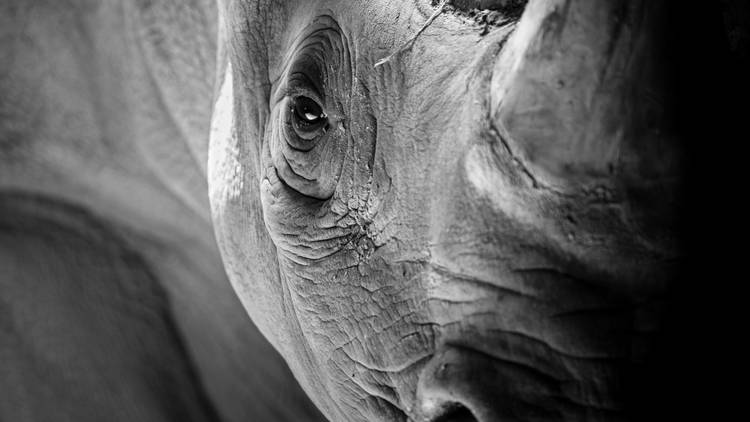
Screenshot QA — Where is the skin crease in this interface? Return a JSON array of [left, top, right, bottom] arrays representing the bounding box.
[[0, 1, 323, 421], [0, 0, 690, 421], [209, 0, 683, 421]]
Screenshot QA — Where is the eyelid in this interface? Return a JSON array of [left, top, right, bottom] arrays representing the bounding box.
[[273, 72, 324, 107], [286, 72, 325, 101], [281, 85, 325, 110]]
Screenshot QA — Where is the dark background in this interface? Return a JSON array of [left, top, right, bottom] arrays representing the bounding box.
[[637, 0, 748, 420]]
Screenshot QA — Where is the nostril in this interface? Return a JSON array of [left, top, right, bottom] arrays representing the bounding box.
[[417, 347, 498, 422], [432, 403, 478, 422]]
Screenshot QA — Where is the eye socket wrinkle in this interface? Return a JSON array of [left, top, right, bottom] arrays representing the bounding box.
[[266, 14, 353, 200], [287, 67, 325, 99]]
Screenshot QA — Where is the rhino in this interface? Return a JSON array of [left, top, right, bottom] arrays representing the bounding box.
[[2, 0, 713, 421]]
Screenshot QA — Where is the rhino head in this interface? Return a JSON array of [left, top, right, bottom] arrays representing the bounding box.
[[208, 0, 684, 420]]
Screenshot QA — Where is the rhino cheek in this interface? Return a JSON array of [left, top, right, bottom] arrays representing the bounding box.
[[208, 61, 289, 353]]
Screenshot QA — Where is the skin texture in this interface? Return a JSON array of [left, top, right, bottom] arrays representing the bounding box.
[[0, 1, 322, 421], [209, 0, 683, 421], [5, 0, 725, 421]]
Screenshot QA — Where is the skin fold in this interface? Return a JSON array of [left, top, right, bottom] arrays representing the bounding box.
[[3, 0, 714, 421], [1, 1, 322, 421], [209, 0, 684, 421]]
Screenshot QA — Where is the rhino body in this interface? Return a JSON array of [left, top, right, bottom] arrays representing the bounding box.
[[0, 1, 322, 421]]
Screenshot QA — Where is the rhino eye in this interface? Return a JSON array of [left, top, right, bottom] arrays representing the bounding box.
[[291, 95, 328, 139], [266, 16, 351, 200]]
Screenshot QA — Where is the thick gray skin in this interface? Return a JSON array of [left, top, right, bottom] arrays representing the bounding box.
[[1, 0, 684, 421], [210, 0, 682, 421], [0, 1, 322, 421]]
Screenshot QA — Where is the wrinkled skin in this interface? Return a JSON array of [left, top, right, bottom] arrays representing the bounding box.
[[1, 0, 699, 421], [209, 0, 684, 421], [0, 1, 322, 421]]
